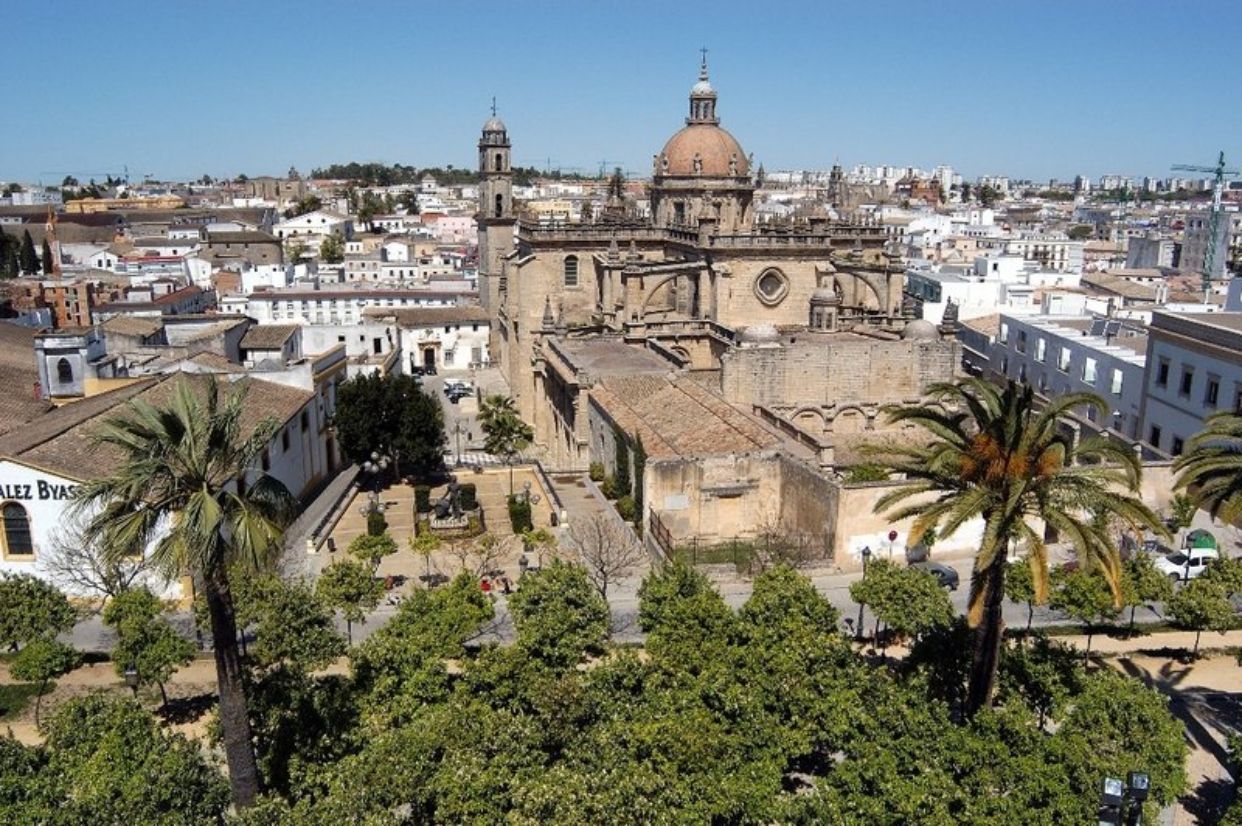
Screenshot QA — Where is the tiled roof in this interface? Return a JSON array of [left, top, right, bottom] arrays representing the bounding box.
[[0, 374, 311, 481], [241, 324, 300, 350], [591, 375, 779, 460], [102, 315, 164, 338]]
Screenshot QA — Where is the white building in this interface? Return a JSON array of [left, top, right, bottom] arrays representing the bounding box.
[[273, 209, 354, 244], [363, 306, 491, 373], [1140, 312, 1242, 457], [0, 373, 338, 597], [989, 314, 1147, 440], [245, 286, 470, 326]]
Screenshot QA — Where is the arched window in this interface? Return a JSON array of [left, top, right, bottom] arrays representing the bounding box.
[[494, 193, 503, 218], [494, 153, 503, 172], [2, 502, 33, 557], [564, 255, 579, 287], [56, 357, 72, 384]]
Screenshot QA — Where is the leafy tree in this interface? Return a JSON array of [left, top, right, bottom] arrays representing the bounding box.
[[318, 232, 344, 263], [103, 586, 194, 705], [18, 230, 38, 275], [347, 532, 397, 572], [249, 577, 346, 672], [1065, 224, 1094, 240], [0, 574, 76, 651], [283, 195, 322, 219], [638, 562, 738, 674], [1204, 555, 1242, 596], [997, 633, 1084, 728], [284, 237, 307, 262], [977, 184, 1001, 207], [1175, 411, 1242, 521], [40, 238, 54, 274], [1167, 576, 1235, 658], [479, 394, 533, 494], [508, 559, 609, 669], [1049, 567, 1118, 656], [0, 230, 19, 277], [613, 425, 631, 497], [850, 559, 952, 647], [31, 695, 229, 822], [1169, 492, 1197, 531], [870, 378, 1164, 716], [1057, 670, 1188, 823], [1120, 553, 1174, 630], [75, 376, 297, 809], [9, 638, 79, 725], [317, 560, 382, 644], [333, 372, 445, 480], [409, 530, 441, 579], [1005, 558, 1040, 633]]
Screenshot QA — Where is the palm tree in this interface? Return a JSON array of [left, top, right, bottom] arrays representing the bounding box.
[[870, 379, 1163, 717], [1174, 411, 1242, 522], [478, 394, 533, 494], [74, 377, 296, 808]]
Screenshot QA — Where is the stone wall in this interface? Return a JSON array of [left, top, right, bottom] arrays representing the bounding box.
[[646, 452, 784, 545], [721, 333, 958, 410]]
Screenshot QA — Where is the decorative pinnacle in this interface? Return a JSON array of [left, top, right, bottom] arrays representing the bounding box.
[[699, 47, 709, 80], [490, 96, 496, 117]]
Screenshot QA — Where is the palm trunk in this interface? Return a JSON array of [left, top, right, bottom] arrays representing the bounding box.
[[204, 565, 261, 809], [965, 556, 1007, 718]]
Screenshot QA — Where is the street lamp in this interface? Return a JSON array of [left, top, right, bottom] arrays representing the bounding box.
[[124, 664, 139, 697], [362, 451, 390, 494], [855, 545, 872, 641], [1098, 772, 1149, 825]]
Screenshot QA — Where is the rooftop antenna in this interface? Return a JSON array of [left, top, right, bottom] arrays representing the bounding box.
[[1172, 151, 1240, 302]]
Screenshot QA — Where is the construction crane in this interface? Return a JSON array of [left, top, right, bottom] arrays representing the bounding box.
[[1172, 151, 1239, 301]]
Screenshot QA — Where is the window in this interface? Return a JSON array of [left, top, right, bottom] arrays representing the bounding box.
[[56, 357, 72, 384], [1155, 358, 1169, 387], [2, 503, 33, 557], [999, 322, 1009, 344], [1205, 375, 1220, 407], [1000, 355, 1009, 376], [261, 451, 270, 472], [494, 152, 503, 172], [1035, 338, 1046, 362], [1179, 367, 1194, 397], [494, 193, 503, 218], [1057, 346, 1071, 373], [1082, 357, 1097, 384], [1015, 330, 1027, 354], [281, 429, 290, 452], [564, 255, 579, 288], [1110, 368, 1123, 396], [1172, 436, 1185, 456], [1149, 425, 1162, 448], [300, 410, 309, 432]]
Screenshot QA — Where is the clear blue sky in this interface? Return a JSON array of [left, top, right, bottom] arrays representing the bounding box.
[[9, 0, 1241, 185]]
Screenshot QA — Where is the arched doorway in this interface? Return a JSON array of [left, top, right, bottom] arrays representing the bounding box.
[[422, 347, 437, 372]]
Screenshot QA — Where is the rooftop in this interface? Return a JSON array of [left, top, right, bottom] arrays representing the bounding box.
[[363, 306, 490, 327], [241, 323, 300, 350], [554, 338, 672, 377], [0, 374, 311, 482], [591, 375, 779, 460]]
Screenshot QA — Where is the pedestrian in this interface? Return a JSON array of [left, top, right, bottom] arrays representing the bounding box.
[[501, 576, 512, 595], [480, 577, 491, 594]]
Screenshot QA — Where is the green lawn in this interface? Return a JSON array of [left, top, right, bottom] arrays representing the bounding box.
[[0, 682, 43, 722]]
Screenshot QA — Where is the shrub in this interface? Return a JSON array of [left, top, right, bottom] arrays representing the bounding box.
[[414, 485, 432, 514], [508, 495, 533, 534], [600, 476, 617, 500], [615, 494, 637, 522], [588, 462, 606, 482], [366, 509, 388, 536], [459, 483, 478, 511], [843, 463, 889, 484]]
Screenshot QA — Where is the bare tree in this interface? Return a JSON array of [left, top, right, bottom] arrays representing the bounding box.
[[447, 532, 505, 579], [42, 518, 153, 611], [751, 512, 818, 572], [568, 512, 644, 600]]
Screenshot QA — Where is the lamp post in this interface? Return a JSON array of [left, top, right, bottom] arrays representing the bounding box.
[[362, 451, 390, 494], [855, 545, 872, 641], [1098, 771, 1149, 825], [124, 664, 139, 697]]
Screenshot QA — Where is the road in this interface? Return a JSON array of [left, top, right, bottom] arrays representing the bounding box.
[[62, 557, 1172, 653]]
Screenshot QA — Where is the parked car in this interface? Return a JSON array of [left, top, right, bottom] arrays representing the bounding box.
[[1141, 539, 1175, 557], [1154, 547, 1220, 582], [910, 560, 959, 590]]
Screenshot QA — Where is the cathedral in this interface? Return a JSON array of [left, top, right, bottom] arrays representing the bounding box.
[[476, 59, 950, 486]]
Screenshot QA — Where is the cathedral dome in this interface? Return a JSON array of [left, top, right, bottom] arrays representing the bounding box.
[[482, 115, 506, 132], [902, 319, 940, 341], [659, 125, 749, 177]]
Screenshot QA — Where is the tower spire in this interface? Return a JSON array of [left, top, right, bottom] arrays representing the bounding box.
[[687, 50, 718, 125], [490, 96, 496, 117], [699, 47, 709, 79]]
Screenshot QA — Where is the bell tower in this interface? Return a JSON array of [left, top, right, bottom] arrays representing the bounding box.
[[477, 101, 514, 338]]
